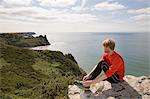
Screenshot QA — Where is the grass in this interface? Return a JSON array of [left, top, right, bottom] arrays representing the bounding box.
[[0, 42, 85, 99]]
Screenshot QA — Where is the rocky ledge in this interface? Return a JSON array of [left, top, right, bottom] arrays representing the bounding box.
[[68, 75, 150, 99], [0, 32, 50, 47]]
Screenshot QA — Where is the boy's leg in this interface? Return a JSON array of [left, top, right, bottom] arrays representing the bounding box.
[[88, 60, 120, 83], [101, 61, 120, 83], [87, 60, 106, 80]]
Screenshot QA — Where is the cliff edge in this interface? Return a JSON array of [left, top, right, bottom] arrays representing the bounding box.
[[68, 75, 150, 99]]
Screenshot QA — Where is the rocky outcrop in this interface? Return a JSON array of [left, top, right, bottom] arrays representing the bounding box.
[[0, 32, 50, 47], [65, 53, 78, 64], [68, 75, 150, 99]]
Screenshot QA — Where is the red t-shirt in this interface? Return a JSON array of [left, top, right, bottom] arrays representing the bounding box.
[[100, 51, 125, 80]]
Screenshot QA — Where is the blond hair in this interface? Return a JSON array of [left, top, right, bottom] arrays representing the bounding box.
[[102, 38, 115, 50]]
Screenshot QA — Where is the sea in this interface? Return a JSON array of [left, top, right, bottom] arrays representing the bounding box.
[[31, 32, 150, 76]]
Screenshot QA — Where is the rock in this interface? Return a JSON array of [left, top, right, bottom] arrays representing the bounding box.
[[0, 32, 50, 47], [65, 53, 78, 64], [68, 75, 150, 99]]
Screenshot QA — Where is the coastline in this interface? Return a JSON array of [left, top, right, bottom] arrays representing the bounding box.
[[0, 32, 50, 47], [0, 32, 86, 98], [0, 32, 149, 98]]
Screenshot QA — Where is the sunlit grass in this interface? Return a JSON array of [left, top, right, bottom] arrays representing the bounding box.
[[0, 42, 84, 99]]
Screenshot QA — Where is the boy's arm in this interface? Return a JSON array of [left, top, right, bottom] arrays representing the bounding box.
[[92, 56, 122, 84], [92, 74, 107, 84], [87, 54, 105, 76], [86, 64, 98, 77], [105, 56, 122, 78]]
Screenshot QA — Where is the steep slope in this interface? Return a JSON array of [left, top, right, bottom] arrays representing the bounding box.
[[0, 42, 86, 99]]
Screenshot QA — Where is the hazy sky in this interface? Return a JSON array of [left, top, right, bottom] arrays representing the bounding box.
[[0, 0, 149, 33]]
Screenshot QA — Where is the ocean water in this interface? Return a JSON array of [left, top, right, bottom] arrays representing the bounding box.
[[32, 32, 150, 76]]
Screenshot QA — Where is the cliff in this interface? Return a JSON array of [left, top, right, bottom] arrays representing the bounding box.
[[68, 75, 150, 99], [0, 42, 86, 99], [0, 32, 50, 47]]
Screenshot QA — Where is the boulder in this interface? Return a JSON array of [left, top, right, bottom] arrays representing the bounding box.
[[68, 75, 150, 99]]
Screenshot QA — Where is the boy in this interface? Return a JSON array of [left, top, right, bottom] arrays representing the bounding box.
[[83, 38, 125, 87]]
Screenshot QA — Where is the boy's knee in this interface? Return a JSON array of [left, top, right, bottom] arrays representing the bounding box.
[[97, 60, 109, 71], [98, 60, 105, 65], [101, 62, 109, 71]]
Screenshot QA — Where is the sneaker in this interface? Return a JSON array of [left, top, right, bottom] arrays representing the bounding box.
[[74, 80, 90, 90]]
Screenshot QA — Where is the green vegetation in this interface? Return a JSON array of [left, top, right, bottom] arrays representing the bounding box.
[[0, 33, 50, 47], [0, 41, 85, 98]]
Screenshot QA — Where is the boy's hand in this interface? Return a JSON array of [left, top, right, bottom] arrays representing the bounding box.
[[83, 75, 90, 81], [83, 80, 93, 87]]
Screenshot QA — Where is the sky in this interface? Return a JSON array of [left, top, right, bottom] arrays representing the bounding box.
[[0, 0, 149, 33]]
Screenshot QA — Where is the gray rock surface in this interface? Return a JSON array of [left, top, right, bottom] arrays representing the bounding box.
[[68, 75, 150, 99]]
